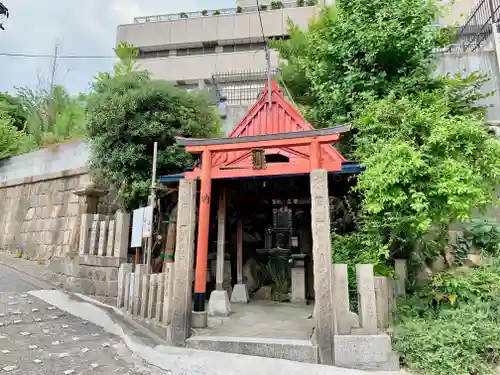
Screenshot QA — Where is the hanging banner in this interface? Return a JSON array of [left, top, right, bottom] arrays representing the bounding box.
[[130, 207, 145, 248]]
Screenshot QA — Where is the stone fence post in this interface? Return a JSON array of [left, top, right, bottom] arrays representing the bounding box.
[[310, 169, 336, 365]]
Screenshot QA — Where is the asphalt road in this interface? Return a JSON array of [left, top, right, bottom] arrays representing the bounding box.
[[0, 263, 170, 375]]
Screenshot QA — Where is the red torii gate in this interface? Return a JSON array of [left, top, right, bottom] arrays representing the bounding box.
[[175, 81, 351, 313]]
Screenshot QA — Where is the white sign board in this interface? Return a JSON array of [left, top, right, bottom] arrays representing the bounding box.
[[142, 205, 153, 238], [131, 207, 145, 248]]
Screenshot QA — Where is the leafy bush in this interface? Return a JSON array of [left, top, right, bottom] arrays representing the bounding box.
[[86, 72, 220, 210], [271, 1, 284, 9], [394, 263, 500, 374], [0, 118, 35, 159], [201, 9, 208, 16], [463, 219, 500, 256], [296, 0, 305, 6], [213, 10, 221, 15]]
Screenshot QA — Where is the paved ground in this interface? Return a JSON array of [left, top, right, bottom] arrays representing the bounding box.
[[197, 300, 314, 340], [0, 263, 169, 375]]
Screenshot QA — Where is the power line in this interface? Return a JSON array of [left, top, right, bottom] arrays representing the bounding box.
[[255, 0, 273, 107], [0, 52, 115, 59]]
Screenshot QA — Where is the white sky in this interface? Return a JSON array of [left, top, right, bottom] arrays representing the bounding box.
[[0, 0, 236, 93]]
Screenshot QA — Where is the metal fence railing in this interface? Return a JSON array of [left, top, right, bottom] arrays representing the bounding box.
[[134, 1, 314, 24], [450, 0, 500, 52], [211, 68, 281, 105]]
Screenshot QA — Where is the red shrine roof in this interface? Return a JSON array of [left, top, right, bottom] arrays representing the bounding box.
[[176, 81, 350, 179]]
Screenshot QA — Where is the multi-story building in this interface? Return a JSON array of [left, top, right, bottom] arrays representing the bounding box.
[[116, 0, 479, 107]]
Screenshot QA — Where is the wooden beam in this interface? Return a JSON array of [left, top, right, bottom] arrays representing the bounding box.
[[184, 134, 340, 153]]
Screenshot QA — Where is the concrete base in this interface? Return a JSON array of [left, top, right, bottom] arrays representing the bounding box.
[[186, 334, 399, 371], [230, 283, 249, 303], [334, 334, 400, 371], [191, 311, 208, 328], [187, 336, 318, 364], [208, 290, 231, 317]]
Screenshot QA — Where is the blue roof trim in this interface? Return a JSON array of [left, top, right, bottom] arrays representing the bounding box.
[[158, 162, 364, 183]]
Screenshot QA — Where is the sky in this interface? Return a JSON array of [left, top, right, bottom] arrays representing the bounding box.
[[0, 0, 235, 94]]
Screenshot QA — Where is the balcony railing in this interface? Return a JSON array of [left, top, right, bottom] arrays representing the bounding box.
[[450, 0, 500, 52], [134, 1, 315, 24]]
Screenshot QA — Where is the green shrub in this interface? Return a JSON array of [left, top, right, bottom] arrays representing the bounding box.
[[296, 0, 305, 6], [271, 1, 284, 9], [394, 263, 500, 374]]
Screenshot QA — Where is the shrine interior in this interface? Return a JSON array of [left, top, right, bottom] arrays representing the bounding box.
[[203, 173, 359, 305]]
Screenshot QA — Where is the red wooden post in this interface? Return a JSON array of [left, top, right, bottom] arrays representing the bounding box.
[[310, 139, 321, 170], [194, 149, 212, 312]]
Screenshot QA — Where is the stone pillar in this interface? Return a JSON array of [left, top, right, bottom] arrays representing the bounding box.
[[375, 276, 392, 330], [114, 211, 131, 259], [291, 256, 307, 304], [155, 273, 165, 322], [123, 274, 132, 311], [332, 264, 359, 335], [208, 189, 231, 316], [72, 184, 107, 253], [78, 214, 93, 255], [231, 218, 249, 303], [167, 179, 197, 346], [133, 264, 147, 316], [140, 274, 151, 319], [310, 169, 336, 366], [355, 264, 378, 334], [128, 273, 135, 313], [394, 259, 407, 297], [148, 274, 158, 319], [107, 220, 115, 256], [89, 215, 104, 256], [97, 219, 109, 256], [118, 263, 132, 308], [162, 263, 175, 324]]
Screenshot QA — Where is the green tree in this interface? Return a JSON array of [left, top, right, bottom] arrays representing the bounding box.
[[94, 41, 139, 85], [86, 72, 220, 210], [274, 0, 500, 264], [0, 118, 34, 160], [273, 0, 447, 126], [0, 92, 28, 130]]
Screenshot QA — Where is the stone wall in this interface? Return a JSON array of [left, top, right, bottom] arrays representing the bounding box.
[[0, 141, 115, 260], [0, 168, 90, 260]]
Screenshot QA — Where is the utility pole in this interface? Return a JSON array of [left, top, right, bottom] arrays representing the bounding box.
[[146, 142, 158, 273], [49, 42, 60, 91], [266, 47, 272, 109]]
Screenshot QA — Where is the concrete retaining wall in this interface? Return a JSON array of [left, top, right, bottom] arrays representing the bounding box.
[[435, 50, 500, 123]]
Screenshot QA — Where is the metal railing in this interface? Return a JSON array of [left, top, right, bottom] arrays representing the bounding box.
[[450, 0, 500, 52], [211, 68, 281, 105], [134, 1, 313, 24]]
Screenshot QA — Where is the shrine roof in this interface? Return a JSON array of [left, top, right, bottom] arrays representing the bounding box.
[[176, 80, 350, 149], [172, 81, 356, 180], [176, 125, 350, 147]]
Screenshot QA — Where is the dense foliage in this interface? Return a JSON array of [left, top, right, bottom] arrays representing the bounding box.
[[86, 72, 220, 210], [275, 1, 500, 373], [273, 0, 448, 126], [0, 86, 86, 159], [274, 0, 500, 260], [394, 261, 500, 374]]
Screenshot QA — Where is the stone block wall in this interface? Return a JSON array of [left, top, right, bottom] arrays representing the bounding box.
[[0, 168, 90, 259], [48, 255, 126, 305]]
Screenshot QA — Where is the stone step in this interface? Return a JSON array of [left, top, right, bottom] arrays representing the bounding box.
[[186, 335, 318, 364]]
